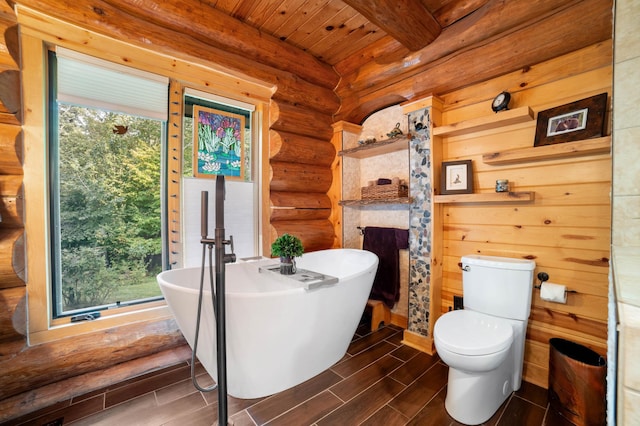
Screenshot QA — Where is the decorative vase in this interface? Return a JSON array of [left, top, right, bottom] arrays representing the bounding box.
[[279, 256, 296, 275]]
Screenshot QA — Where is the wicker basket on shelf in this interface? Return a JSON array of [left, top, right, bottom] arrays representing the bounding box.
[[361, 177, 408, 200]]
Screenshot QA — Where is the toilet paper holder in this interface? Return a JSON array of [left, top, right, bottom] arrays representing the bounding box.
[[533, 272, 577, 294]]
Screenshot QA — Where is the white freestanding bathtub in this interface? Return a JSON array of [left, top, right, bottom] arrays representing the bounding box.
[[157, 248, 378, 399]]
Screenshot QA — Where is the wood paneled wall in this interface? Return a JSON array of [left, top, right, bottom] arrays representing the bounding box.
[[435, 42, 612, 388]]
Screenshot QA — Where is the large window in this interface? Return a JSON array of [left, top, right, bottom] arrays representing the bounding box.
[[49, 49, 169, 317]]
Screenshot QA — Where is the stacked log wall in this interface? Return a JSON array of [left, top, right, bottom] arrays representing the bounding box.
[[0, 1, 26, 361], [0, 0, 341, 414], [269, 101, 337, 252]]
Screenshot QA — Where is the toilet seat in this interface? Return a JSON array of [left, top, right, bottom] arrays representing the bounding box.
[[434, 310, 513, 356]]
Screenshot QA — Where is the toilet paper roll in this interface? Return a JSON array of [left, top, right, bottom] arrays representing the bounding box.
[[540, 282, 567, 304]]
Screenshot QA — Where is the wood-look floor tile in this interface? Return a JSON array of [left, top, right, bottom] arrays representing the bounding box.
[[361, 404, 409, 426], [388, 361, 448, 419], [20, 394, 104, 426], [263, 390, 343, 426], [247, 369, 342, 424], [155, 374, 211, 406], [201, 387, 219, 405], [200, 384, 264, 411], [497, 395, 546, 426], [226, 395, 264, 416], [69, 392, 157, 425], [75, 392, 206, 426], [58, 394, 105, 425], [389, 352, 440, 386], [385, 327, 405, 346], [230, 409, 258, 426], [161, 403, 217, 426], [142, 392, 208, 425], [331, 341, 397, 378], [18, 324, 549, 426], [390, 344, 420, 362], [106, 361, 190, 393], [407, 386, 454, 426], [347, 327, 400, 355], [330, 354, 403, 402], [316, 376, 405, 425], [515, 381, 548, 408], [71, 387, 106, 404], [105, 365, 192, 407]]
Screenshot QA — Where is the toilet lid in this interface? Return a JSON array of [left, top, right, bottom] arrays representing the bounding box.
[[435, 310, 513, 356]]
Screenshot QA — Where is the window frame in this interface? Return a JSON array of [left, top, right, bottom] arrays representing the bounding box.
[[19, 7, 272, 344], [48, 50, 170, 318]]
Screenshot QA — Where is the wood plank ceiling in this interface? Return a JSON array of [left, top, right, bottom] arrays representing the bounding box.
[[206, 0, 487, 66]]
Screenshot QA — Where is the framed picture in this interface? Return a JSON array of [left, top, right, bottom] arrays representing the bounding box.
[[441, 160, 473, 195], [193, 105, 245, 180], [534, 93, 608, 147]]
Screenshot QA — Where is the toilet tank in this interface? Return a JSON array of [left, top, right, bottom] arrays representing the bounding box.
[[461, 254, 536, 321]]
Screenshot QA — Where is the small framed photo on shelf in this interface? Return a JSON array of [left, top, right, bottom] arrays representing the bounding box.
[[441, 160, 473, 195], [534, 93, 608, 147]]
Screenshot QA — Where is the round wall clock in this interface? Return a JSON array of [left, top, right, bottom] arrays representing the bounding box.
[[491, 91, 511, 113]]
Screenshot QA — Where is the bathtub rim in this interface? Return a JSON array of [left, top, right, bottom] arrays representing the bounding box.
[[157, 248, 378, 298]]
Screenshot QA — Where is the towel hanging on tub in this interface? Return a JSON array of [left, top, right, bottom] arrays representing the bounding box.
[[363, 226, 409, 309]]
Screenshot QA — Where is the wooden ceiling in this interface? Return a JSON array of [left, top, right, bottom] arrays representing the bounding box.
[[205, 0, 487, 66], [10, 0, 613, 123]]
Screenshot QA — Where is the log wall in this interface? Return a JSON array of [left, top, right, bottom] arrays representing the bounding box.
[[14, 0, 342, 256], [1, 1, 341, 418], [268, 99, 338, 251], [0, 0, 26, 371]]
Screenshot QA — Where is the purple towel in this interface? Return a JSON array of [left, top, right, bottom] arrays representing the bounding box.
[[363, 227, 409, 309]]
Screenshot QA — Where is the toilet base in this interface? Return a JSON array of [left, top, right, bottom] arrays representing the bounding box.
[[444, 361, 514, 425]]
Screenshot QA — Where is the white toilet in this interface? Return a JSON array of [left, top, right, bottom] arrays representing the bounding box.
[[434, 254, 536, 425]]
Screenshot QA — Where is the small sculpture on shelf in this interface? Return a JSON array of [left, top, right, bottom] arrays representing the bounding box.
[[386, 122, 403, 138], [358, 137, 377, 146]]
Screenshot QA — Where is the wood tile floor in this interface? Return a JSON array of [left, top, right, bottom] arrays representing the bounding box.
[[9, 322, 576, 426]]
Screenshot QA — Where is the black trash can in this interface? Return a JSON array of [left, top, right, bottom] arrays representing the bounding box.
[[548, 338, 606, 426]]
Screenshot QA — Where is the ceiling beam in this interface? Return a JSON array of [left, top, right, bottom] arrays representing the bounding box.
[[343, 0, 441, 51]]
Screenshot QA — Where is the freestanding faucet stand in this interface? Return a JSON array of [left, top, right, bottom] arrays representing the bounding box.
[[194, 175, 235, 425], [214, 175, 235, 425]]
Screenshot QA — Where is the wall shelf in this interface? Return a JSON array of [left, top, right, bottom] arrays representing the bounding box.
[[339, 197, 413, 207], [338, 136, 409, 159], [433, 106, 534, 137], [434, 191, 535, 204], [482, 136, 611, 165]]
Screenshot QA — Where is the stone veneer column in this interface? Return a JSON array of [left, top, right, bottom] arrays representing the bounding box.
[[402, 96, 443, 354], [406, 107, 432, 336]]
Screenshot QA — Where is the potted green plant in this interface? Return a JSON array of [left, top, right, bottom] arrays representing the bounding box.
[[271, 233, 304, 275]]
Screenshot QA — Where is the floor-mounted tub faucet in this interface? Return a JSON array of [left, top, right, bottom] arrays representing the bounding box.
[[194, 175, 234, 425]]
